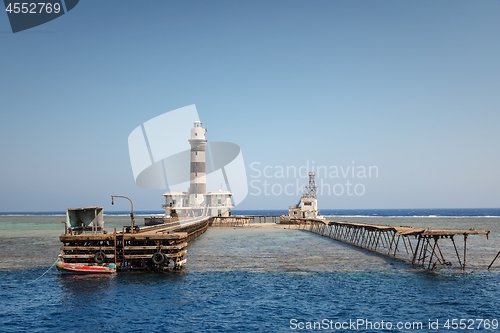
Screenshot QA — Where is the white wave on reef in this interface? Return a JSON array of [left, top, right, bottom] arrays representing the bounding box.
[[323, 215, 500, 218]]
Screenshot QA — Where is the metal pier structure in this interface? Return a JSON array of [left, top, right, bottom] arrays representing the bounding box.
[[294, 219, 489, 270], [59, 201, 491, 271]]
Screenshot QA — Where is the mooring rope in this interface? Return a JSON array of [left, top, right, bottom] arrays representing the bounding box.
[[10, 258, 59, 288]]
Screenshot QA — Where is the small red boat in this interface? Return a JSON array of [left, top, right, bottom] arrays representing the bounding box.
[[56, 261, 117, 274]]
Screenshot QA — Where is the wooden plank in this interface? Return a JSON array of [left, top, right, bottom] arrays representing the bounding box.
[[122, 232, 187, 240], [61, 246, 114, 251], [123, 242, 188, 251], [326, 221, 489, 237], [422, 229, 490, 236], [61, 254, 114, 259], [60, 234, 115, 242], [124, 250, 187, 260]]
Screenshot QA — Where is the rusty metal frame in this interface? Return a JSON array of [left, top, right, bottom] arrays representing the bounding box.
[[296, 220, 489, 270]]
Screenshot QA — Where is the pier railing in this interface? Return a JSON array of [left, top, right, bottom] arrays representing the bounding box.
[[210, 215, 281, 227], [247, 215, 281, 223]]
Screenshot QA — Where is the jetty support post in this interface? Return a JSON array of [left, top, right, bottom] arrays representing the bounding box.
[[463, 234, 468, 270], [488, 250, 500, 270], [450, 235, 463, 269]]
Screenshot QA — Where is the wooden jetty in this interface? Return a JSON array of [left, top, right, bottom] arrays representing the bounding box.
[[210, 216, 251, 227], [59, 207, 210, 271], [209, 215, 281, 227], [59, 204, 490, 272], [59, 206, 280, 271], [292, 218, 490, 270]]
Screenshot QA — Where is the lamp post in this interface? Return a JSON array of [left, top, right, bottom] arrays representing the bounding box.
[[111, 195, 136, 233]]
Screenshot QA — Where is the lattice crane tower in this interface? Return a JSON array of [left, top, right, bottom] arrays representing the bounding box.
[[306, 172, 317, 198]]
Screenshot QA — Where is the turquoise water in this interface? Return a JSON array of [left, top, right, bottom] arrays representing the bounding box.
[[1, 213, 500, 332]]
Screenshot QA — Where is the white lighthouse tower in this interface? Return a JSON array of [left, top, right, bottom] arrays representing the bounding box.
[[159, 119, 233, 223], [188, 120, 207, 213]]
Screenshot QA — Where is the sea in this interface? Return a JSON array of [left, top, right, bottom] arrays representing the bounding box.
[[1, 208, 500, 333]]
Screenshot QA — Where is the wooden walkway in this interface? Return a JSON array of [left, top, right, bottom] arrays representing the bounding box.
[[210, 215, 281, 227]]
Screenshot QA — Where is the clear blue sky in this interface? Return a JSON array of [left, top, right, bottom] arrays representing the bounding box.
[[1, 1, 499, 212]]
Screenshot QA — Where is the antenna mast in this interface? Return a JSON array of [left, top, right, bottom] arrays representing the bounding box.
[[305, 172, 317, 198]]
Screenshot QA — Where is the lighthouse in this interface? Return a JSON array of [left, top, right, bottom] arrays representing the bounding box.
[[160, 119, 233, 222], [188, 120, 207, 210]]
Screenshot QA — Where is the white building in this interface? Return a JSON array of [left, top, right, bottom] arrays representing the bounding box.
[[283, 172, 319, 220], [162, 121, 233, 220], [205, 189, 233, 217]]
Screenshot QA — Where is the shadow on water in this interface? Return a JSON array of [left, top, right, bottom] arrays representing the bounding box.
[[298, 227, 495, 276], [57, 274, 118, 298], [297, 229, 411, 268], [57, 270, 187, 295]]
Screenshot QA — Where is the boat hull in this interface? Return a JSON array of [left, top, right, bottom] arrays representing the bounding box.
[[56, 261, 116, 274]]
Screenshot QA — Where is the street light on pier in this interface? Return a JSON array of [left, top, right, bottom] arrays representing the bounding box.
[[111, 195, 136, 233]]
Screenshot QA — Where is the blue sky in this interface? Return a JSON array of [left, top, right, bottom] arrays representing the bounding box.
[[0, 1, 499, 212]]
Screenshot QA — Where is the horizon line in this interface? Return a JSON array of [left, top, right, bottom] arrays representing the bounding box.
[[1, 207, 500, 214]]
